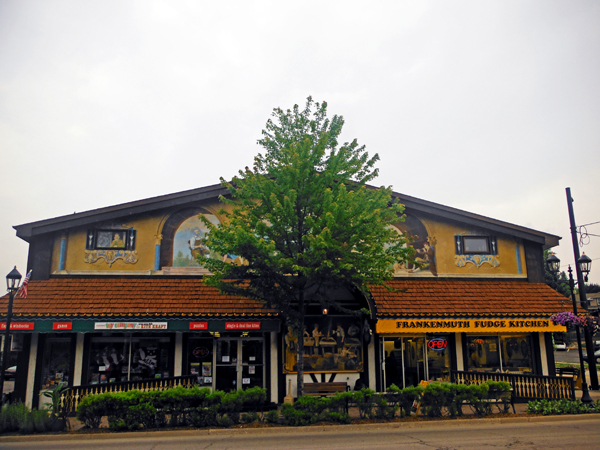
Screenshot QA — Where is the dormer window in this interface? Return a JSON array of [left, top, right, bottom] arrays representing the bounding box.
[[455, 235, 497, 255], [86, 229, 137, 251]]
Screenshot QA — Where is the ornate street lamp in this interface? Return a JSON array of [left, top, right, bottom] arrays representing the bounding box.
[[546, 254, 593, 404], [0, 267, 21, 403]]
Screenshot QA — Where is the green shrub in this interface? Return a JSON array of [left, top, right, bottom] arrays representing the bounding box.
[[189, 404, 219, 428], [320, 411, 351, 424], [386, 384, 423, 417], [241, 412, 260, 423], [76, 394, 105, 429], [217, 415, 234, 427], [353, 388, 377, 419], [527, 399, 595, 416], [0, 403, 50, 434], [281, 402, 316, 426], [241, 387, 267, 413], [265, 409, 279, 424], [422, 383, 454, 417]]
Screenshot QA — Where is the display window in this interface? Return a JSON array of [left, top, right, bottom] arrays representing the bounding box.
[[187, 336, 214, 387], [466, 334, 534, 374], [283, 316, 364, 373], [86, 334, 171, 384], [39, 337, 72, 390]]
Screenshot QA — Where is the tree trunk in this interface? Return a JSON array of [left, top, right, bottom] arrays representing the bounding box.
[[296, 292, 306, 398]]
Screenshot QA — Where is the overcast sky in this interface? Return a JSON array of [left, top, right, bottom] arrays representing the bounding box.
[[1, 0, 599, 285]]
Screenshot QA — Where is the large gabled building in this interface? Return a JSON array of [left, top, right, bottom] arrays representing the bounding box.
[[2, 183, 569, 407]]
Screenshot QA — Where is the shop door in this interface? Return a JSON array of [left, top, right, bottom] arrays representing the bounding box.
[[215, 338, 264, 392], [402, 337, 427, 387], [382, 337, 427, 388]]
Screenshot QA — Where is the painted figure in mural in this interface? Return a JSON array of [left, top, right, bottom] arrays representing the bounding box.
[[189, 228, 207, 260], [284, 326, 298, 371], [304, 324, 323, 355], [334, 324, 345, 353], [111, 233, 125, 247]]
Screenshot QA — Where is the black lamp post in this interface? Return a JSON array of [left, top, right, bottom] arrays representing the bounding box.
[[565, 187, 598, 390], [0, 267, 21, 403], [546, 254, 593, 404]]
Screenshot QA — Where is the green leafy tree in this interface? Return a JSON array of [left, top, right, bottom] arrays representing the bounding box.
[[199, 97, 413, 396]]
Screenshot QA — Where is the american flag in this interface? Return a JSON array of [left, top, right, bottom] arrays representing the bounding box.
[[18, 270, 32, 298]]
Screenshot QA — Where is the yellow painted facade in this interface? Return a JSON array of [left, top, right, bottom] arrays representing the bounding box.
[[49, 203, 527, 279]]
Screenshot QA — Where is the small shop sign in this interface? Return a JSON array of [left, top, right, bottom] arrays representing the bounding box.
[[0, 322, 34, 331], [427, 338, 447, 351], [378, 318, 566, 333], [225, 322, 261, 330], [52, 322, 72, 330], [94, 322, 168, 330], [190, 322, 208, 330]]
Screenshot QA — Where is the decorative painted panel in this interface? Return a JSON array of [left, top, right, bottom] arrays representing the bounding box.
[[172, 213, 220, 267]]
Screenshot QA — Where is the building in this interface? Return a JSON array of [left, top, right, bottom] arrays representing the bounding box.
[[2, 184, 570, 408]]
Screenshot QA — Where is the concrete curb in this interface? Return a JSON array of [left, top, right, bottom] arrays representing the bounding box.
[[1, 413, 599, 443]]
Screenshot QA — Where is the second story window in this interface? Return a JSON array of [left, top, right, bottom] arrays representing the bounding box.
[[455, 235, 497, 255], [86, 229, 137, 251]]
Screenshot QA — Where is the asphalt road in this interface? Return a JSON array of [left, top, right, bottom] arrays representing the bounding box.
[[554, 349, 582, 365], [2, 417, 600, 450]]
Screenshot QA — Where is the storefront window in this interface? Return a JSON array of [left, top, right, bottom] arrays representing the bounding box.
[[87, 334, 171, 384], [283, 316, 364, 373], [466, 335, 534, 373], [466, 336, 501, 372], [187, 336, 213, 387], [499, 335, 534, 374], [40, 337, 71, 390]]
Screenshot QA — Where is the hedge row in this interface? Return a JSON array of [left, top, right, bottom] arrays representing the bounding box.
[[76, 381, 512, 430], [76, 386, 273, 430], [527, 399, 600, 415], [280, 381, 512, 425]]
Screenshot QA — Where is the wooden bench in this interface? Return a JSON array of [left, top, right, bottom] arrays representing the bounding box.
[[557, 367, 580, 379], [304, 382, 348, 397]]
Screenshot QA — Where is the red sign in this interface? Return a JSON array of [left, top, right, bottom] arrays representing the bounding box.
[[225, 322, 261, 330], [0, 322, 34, 331], [190, 322, 208, 330], [53, 322, 72, 330]]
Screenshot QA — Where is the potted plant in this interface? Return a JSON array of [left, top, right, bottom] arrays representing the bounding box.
[[43, 384, 70, 431]]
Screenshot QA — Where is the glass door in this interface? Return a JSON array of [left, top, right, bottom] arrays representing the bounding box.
[[215, 339, 238, 391], [403, 337, 427, 387], [215, 338, 265, 392]]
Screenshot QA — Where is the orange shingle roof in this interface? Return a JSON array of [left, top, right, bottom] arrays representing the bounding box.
[[370, 280, 570, 317], [0, 278, 570, 319], [0, 278, 277, 318]]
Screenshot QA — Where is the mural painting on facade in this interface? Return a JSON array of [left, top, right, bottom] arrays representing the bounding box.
[[454, 233, 500, 269], [172, 214, 221, 267], [391, 215, 437, 276], [283, 316, 364, 373], [84, 226, 138, 267]]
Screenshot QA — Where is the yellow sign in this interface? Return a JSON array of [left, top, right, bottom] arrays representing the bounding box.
[[377, 318, 566, 334]]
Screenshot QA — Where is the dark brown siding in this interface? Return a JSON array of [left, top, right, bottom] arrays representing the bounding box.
[[27, 235, 54, 281], [524, 241, 545, 283]]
